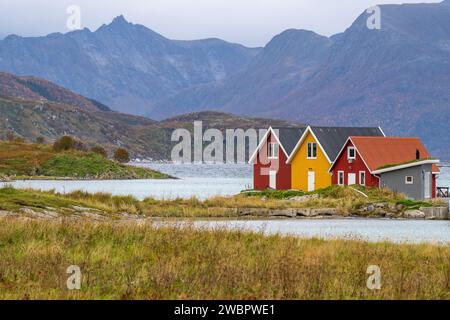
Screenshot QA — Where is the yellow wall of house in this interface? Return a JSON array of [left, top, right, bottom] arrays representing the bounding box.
[[291, 132, 332, 191]]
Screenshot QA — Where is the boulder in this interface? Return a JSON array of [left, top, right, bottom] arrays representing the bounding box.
[[310, 208, 339, 216], [296, 208, 312, 217], [404, 210, 426, 219], [374, 202, 388, 209]]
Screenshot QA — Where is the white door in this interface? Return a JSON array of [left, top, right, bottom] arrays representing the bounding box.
[[424, 172, 431, 199], [348, 173, 356, 186], [308, 171, 315, 192], [269, 171, 277, 189]]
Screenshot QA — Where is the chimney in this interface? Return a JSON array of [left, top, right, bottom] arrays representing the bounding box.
[[416, 149, 420, 160]]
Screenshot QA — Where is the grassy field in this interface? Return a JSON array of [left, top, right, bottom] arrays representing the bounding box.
[[0, 141, 168, 179], [0, 218, 448, 300]]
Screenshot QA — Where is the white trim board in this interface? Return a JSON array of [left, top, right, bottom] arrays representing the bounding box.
[[286, 126, 332, 164], [328, 137, 377, 175], [248, 127, 289, 164], [371, 159, 440, 175]]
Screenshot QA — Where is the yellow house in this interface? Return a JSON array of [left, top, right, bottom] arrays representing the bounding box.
[[286, 126, 385, 192]]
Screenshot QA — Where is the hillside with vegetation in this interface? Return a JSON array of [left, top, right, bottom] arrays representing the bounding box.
[[0, 72, 110, 111], [0, 140, 168, 180], [0, 94, 298, 160]]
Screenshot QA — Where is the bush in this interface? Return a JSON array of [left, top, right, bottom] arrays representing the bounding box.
[[6, 132, 15, 142], [53, 136, 85, 152], [91, 146, 107, 158], [35, 136, 45, 144], [53, 136, 75, 152], [113, 148, 130, 163], [5, 132, 24, 143]]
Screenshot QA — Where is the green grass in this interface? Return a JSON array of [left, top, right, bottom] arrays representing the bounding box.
[[396, 200, 433, 210], [242, 189, 306, 199], [0, 141, 168, 180], [0, 219, 448, 300], [0, 186, 91, 212]]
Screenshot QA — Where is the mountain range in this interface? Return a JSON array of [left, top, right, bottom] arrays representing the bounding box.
[[0, 1, 449, 159], [0, 15, 260, 115]]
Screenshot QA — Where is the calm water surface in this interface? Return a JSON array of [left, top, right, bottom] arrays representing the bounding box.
[[2, 163, 252, 200], [2, 163, 449, 200], [184, 219, 449, 244]]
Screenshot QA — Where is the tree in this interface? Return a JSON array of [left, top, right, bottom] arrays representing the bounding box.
[[91, 146, 107, 158], [53, 136, 75, 151], [113, 148, 130, 163], [6, 132, 15, 142], [36, 136, 45, 144], [73, 140, 86, 151]]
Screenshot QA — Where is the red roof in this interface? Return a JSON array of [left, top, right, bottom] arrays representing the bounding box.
[[350, 137, 440, 173]]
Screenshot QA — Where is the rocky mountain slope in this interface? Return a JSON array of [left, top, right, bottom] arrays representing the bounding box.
[[0, 16, 260, 115], [0, 72, 109, 111]]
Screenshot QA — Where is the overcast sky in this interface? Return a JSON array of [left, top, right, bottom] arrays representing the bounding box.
[[0, 0, 441, 47]]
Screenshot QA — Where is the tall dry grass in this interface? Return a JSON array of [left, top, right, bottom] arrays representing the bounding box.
[[0, 218, 448, 300]]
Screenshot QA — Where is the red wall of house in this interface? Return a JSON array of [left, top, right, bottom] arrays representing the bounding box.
[[331, 140, 379, 187], [432, 174, 436, 198], [253, 132, 292, 190]]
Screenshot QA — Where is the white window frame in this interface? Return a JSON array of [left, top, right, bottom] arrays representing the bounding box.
[[405, 176, 414, 185], [359, 171, 366, 186], [268, 142, 279, 159], [307, 142, 317, 159], [338, 171, 345, 186], [348, 147, 356, 160]]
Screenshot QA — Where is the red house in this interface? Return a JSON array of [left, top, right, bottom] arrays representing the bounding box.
[[249, 127, 306, 190], [329, 137, 440, 200]]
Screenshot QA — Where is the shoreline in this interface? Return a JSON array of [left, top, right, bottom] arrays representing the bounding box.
[[0, 185, 448, 220]]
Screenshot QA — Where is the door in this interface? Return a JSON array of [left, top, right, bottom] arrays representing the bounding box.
[[424, 172, 431, 199], [348, 173, 356, 186], [307, 171, 315, 192], [269, 171, 277, 189]]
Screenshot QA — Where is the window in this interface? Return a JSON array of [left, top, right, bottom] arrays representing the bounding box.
[[359, 171, 366, 186], [348, 147, 356, 160], [307, 142, 317, 159], [405, 176, 414, 185], [338, 171, 345, 186], [268, 142, 278, 159]]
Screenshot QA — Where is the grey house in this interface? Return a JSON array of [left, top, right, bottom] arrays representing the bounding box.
[[373, 162, 438, 200]]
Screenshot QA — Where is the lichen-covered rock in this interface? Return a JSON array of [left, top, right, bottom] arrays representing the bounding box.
[[310, 208, 339, 216], [404, 210, 425, 219]]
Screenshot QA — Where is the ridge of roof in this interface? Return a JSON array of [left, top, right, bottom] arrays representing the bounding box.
[[248, 126, 306, 163], [287, 126, 384, 164]]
